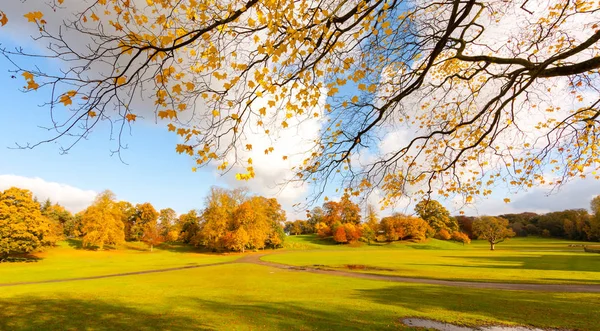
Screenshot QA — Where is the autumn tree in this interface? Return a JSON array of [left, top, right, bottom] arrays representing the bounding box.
[[128, 203, 159, 241], [415, 200, 457, 234], [81, 190, 125, 249], [307, 207, 324, 233], [323, 194, 361, 226], [141, 221, 164, 252], [177, 210, 202, 244], [379, 214, 432, 242], [0, 187, 56, 261], [158, 208, 178, 241], [199, 187, 285, 252], [4, 1, 600, 207], [116, 201, 136, 239], [472, 216, 515, 251]]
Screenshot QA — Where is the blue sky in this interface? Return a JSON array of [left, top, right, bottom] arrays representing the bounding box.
[[0, 66, 219, 213]]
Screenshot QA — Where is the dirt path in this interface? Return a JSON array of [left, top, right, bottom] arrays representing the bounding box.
[[2, 252, 600, 292]]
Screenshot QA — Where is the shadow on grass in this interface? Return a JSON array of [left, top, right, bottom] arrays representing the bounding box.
[[65, 239, 118, 251], [0, 297, 211, 331], [0, 254, 42, 263], [354, 284, 598, 331], [183, 298, 401, 330]]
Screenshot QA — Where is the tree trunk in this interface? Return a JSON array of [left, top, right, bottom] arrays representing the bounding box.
[[490, 242, 495, 250], [150, 244, 153, 252]]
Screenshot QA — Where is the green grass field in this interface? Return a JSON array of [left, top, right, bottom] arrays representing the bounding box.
[[0, 240, 238, 284], [1, 237, 599, 330], [265, 236, 600, 284]]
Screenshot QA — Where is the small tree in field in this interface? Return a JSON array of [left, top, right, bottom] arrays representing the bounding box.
[[473, 216, 515, 251], [142, 222, 164, 252]]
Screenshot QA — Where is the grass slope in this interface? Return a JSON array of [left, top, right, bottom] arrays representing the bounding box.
[[267, 236, 600, 284]]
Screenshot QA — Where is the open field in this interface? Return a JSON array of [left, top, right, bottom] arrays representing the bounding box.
[[264, 236, 600, 284], [1, 238, 599, 330]]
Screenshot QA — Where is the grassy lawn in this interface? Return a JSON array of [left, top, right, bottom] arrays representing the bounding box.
[[264, 236, 600, 284], [1, 263, 599, 331], [0, 240, 238, 284]]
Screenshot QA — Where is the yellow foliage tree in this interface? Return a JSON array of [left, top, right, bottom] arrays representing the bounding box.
[[81, 190, 125, 249], [0, 187, 56, 260]]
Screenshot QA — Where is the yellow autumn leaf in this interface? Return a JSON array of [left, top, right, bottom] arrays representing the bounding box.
[[91, 13, 99, 21], [26, 80, 40, 90], [22, 72, 34, 81], [246, 144, 252, 150], [125, 113, 137, 122], [503, 198, 511, 203], [212, 110, 220, 117], [115, 76, 127, 85], [88, 110, 97, 118], [59, 94, 72, 106], [167, 123, 176, 131], [0, 11, 8, 27], [24, 11, 43, 23]]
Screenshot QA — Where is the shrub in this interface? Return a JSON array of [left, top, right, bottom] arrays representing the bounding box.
[[541, 229, 551, 238], [451, 231, 471, 245], [435, 229, 452, 240]]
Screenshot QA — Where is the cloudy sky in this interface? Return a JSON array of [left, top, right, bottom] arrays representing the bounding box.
[[0, 1, 599, 218]]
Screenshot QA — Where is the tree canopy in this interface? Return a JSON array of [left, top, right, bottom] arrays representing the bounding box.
[[2, 0, 600, 204], [81, 190, 126, 249], [472, 216, 515, 250], [0, 187, 56, 260]]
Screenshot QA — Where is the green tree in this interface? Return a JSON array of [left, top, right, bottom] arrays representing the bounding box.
[[472, 216, 515, 251], [0, 187, 56, 260], [81, 190, 125, 249], [415, 200, 457, 233]]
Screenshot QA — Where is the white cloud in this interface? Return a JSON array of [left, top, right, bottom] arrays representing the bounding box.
[[0, 174, 96, 213]]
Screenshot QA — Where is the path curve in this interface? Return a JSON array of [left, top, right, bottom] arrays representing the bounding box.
[[2, 252, 600, 293], [236, 253, 600, 293]]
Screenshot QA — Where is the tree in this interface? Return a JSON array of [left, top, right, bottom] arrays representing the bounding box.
[[129, 203, 159, 241], [333, 226, 348, 244], [158, 208, 177, 237], [0, 187, 56, 260], [81, 190, 125, 249], [177, 210, 202, 245], [307, 207, 324, 233], [415, 200, 457, 233], [365, 204, 379, 234], [472, 216, 515, 251], [116, 201, 136, 240], [451, 231, 471, 245], [4, 1, 600, 206], [142, 221, 164, 252]]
